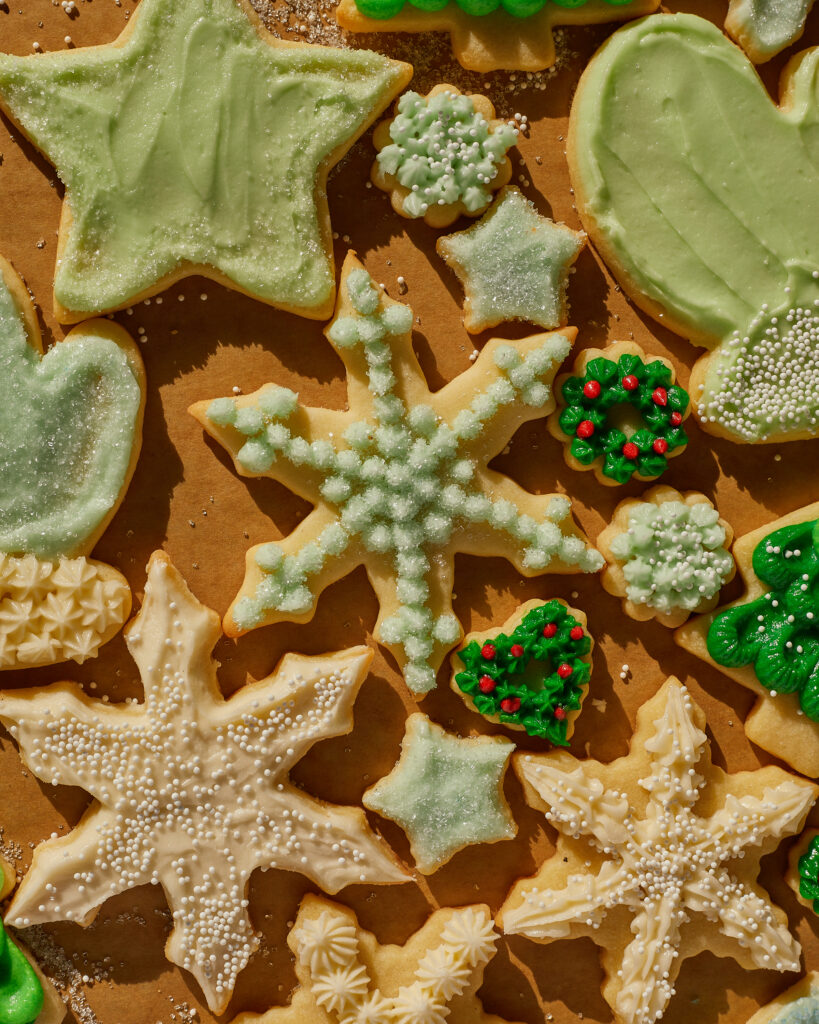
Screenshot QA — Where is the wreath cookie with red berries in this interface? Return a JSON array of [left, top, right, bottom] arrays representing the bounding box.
[[450, 598, 593, 742], [547, 340, 690, 486]]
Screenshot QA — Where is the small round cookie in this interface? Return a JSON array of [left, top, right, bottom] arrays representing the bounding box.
[[372, 84, 517, 228], [598, 485, 735, 629], [450, 598, 593, 742], [547, 339, 690, 486], [745, 972, 819, 1024]]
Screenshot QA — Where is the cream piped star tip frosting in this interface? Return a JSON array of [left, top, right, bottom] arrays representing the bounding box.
[[0, 551, 409, 1014], [497, 677, 818, 1024], [230, 893, 525, 1024], [0, 0, 411, 323]]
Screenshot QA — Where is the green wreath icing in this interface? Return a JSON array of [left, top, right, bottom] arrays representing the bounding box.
[[356, 0, 634, 20], [557, 353, 689, 484], [707, 519, 819, 720], [454, 599, 591, 742], [0, 866, 44, 1024], [798, 834, 819, 914]]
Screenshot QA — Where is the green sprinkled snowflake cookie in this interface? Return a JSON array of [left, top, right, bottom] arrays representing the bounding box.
[[363, 714, 516, 874], [372, 84, 517, 228], [598, 486, 735, 629], [191, 252, 602, 696], [437, 186, 585, 334], [548, 340, 690, 486], [451, 598, 593, 742], [676, 500, 819, 778]]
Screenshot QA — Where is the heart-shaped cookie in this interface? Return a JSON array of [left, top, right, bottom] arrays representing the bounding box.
[[569, 13, 819, 444], [0, 256, 145, 559]]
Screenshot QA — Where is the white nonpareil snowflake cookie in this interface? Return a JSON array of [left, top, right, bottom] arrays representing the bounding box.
[[230, 893, 525, 1024], [497, 678, 817, 1024], [0, 552, 408, 1014], [191, 252, 602, 696], [598, 486, 735, 628]]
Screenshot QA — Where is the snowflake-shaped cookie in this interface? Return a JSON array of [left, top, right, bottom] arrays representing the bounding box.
[[230, 893, 524, 1024], [0, 552, 408, 1014], [498, 678, 817, 1024], [191, 253, 602, 695]]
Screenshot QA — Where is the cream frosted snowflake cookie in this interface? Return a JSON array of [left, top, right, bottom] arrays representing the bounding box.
[[0, 255, 142, 669], [497, 678, 817, 1024], [436, 187, 585, 335], [0, 552, 408, 1014], [0, 0, 410, 322], [726, 0, 815, 63], [371, 84, 517, 228], [231, 893, 524, 1024], [0, 854, 65, 1024], [191, 253, 602, 696], [745, 973, 819, 1024], [598, 486, 735, 628], [362, 714, 516, 874], [675, 501, 819, 777]]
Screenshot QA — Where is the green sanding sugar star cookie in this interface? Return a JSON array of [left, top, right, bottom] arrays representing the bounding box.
[[363, 713, 516, 874], [437, 186, 585, 335], [0, 0, 410, 322]]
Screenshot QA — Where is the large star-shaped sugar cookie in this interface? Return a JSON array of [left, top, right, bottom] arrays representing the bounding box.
[[231, 894, 524, 1024], [0, 552, 408, 1014], [498, 678, 817, 1024], [363, 714, 516, 874], [0, 0, 410, 322], [191, 253, 603, 695]]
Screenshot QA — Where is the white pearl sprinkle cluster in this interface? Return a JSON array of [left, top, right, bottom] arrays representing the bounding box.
[[502, 682, 809, 1024], [0, 557, 405, 1013], [609, 500, 733, 614], [293, 903, 499, 1024], [699, 295, 819, 440]]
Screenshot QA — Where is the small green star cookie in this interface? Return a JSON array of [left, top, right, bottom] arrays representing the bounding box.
[[437, 186, 585, 334], [363, 713, 516, 874]]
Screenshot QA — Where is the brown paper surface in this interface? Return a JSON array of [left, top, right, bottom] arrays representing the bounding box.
[[0, 2, 817, 1022]]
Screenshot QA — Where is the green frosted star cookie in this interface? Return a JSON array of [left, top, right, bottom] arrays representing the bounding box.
[[0, 0, 410, 322], [437, 186, 585, 334], [363, 714, 516, 874]]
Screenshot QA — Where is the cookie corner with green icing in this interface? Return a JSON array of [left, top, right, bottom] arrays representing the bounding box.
[[548, 340, 690, 486], [371, 83, 518, 228], [451, 597, 593, 742], [788, 828, 819, 918]]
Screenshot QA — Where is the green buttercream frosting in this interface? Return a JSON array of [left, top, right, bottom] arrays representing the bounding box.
[[708, 519, 819, 719], [377, 90, 517, 217], [356, 0, 634, 21], [609, 501, 733, 614], [798, 833, 819, 914], [0, 867, 45, 1024], [0, 0, 406, 316], [570, 14, 819, 442], [0, 273, 142, 559]]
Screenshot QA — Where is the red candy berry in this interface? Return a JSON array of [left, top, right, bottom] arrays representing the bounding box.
[[510, 644, 525, 658], [653, 438, 669, 455], [479, 675, 496, 694], [622, 441, 639, 460], [542, 623, 557, 638], [652, 387, 668, 406], [481, 644, 496, 660], [622, 374, 639, 391], [557, 663, 573, 679], [554, 706, 567, 721], [583, 380, 601, 399], [670, 411, 683, 426], [501, 697, 521, 713], [576, 420, 595, 439], [569, 625, 584, 640]]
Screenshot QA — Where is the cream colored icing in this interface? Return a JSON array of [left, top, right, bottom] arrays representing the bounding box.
[[501, 680, 815, 1024], [0, 0, 408, 317], [0, 553, 130, 669], [0, 553, 407, 1015]]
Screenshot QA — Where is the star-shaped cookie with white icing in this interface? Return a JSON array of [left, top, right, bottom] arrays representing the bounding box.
[[0, 552, 408, 1014], [0, 0, 410, 321], [498, 677, 817, 1024]]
